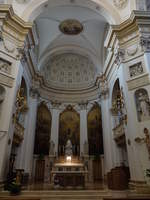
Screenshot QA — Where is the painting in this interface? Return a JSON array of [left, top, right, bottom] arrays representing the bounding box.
[[59, 105, 80, 156], [88, 103, 103, 155], [34, 103, 51, 155]]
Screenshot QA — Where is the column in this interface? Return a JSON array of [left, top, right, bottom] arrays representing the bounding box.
[[101, 98, 114, 174], [79, 103, 88, 156], [50, 103, 60, 156]]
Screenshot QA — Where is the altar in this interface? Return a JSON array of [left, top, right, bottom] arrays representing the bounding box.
[[51, 157, 88, 188]]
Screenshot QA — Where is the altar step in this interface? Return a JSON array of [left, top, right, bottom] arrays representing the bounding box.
[[0, 190, 150, 200], [0, 190, 111, 200]]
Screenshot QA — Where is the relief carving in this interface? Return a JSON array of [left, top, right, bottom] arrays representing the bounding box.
[[127, 45, 138, 57], [0, 58, 11, 74], [3, 39, 15, 53], [129, 62, 143, 78]]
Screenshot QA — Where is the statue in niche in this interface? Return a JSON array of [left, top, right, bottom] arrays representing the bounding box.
[[135, 89, 150, 121], [65, 139, 73, 156], [49, 140, 55, 156], [135, 128, 150, 159]]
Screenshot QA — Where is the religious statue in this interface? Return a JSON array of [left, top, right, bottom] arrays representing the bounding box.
[[135, 128, 150, 159], [138, 92, 150, 121], [49, 140, 55, 156], [65, 139, 73, 156]]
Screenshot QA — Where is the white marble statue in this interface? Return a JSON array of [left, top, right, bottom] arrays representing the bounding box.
[[65, 139, 73, 156], [138, 92, 150, 121]]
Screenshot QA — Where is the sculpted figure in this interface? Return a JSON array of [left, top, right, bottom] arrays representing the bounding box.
[[65, 139, 73, 156], [138, 93, 150, 121], [135, 128, 150, 159]]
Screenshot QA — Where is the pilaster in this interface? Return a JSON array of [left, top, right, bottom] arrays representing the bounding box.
[[79, 102, 88, 156], [50, 101, 61, 157]]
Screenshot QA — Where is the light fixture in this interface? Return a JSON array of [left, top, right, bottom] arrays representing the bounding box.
[[66, 156, 72, 163]]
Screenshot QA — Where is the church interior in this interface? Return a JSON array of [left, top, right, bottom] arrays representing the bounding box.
[[0, 0, 150, 199]]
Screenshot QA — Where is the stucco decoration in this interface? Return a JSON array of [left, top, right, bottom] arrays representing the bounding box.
[[0, 58, 11, 74], [127, 45, 138, 57], [113, 0, 128, 9], [3, 39, 15, 53], [42, 53, 96, 90], [15, 0, 30, 3], [129, 62, 144, 78]]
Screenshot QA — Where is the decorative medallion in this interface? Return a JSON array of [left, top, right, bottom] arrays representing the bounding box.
[[59, 19, 83, 35], [113, 0, 128, 9]]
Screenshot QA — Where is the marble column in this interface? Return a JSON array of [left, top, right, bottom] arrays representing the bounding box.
[[79, 103, 88, 156], [50, 103, 61, 156], [101, 97, 114, 174]]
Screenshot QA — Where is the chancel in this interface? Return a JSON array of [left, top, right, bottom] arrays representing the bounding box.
[[0, 0, 150, 199]]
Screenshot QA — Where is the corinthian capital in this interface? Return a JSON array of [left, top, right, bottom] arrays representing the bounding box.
[[114, 48, 125, 65], [96, 74, 109, 99], [78, 101, 88, 110]]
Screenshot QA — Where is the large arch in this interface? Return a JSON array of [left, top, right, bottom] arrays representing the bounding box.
[[21, 0, 121, 24], [87, 103, 103, 156]]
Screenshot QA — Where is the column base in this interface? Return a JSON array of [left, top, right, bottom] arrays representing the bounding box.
[[129, 180, 150, 194]]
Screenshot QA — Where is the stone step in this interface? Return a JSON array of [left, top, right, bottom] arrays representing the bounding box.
[[0, 190, 111, 200]]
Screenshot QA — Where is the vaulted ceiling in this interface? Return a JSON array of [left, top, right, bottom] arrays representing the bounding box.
[[35, 5, 108, 70]]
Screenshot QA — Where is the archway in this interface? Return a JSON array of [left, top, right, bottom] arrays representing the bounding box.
[[59, 105, 80, 156], [88, 103, 103, 156], [87, 103, 103, 181], [21, 0, 121, 25], [34, 102, 52, 155], [33, 102, 51, 182]]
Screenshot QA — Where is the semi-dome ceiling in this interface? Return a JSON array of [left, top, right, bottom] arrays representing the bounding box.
[[33, 1, 108, 96], [42, 53, 96, 90]]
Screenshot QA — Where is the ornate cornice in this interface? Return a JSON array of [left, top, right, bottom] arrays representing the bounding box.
[[0, 4, 32, 45], [104, 10, 150, 77]]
